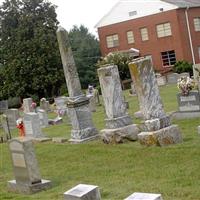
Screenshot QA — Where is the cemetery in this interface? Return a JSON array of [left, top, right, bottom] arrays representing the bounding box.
[[1, 1, 200, 199]]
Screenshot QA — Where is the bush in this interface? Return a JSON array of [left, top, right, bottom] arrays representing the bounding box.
[[173, 60, 193, 76], [8, 97, 21, 108]]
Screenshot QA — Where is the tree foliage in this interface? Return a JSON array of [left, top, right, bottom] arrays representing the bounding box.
[[68, 25, 101, 89], [0, 0, 65, 101], [173, 60, 193, 76]]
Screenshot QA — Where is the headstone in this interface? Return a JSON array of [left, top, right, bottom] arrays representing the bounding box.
[[129, 57, 182, 146], [156, 74, 167, 86], [40, 98, 50, 112], [98, 64, 139, 143], [23, 113, 43, 138], [166, 73, 178, 84], [64, 184, 101, 200], [1, 114, 11, 140], [172, 90, 200, 119], [23, 98, 34, 113], [56, 26, 99, 143], [124, 192, 163, 200], [54, 96, 68, 113], [8, 138, 52, 194], [37, 109, 49, 128], [5, 109, 20, 129], [0, 100, 8, 113]]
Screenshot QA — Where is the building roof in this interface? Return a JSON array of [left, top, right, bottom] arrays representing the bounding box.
[[95, 0, 200, 28]]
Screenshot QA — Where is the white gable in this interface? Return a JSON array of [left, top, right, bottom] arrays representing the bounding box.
[[95, 0, 178, 28]]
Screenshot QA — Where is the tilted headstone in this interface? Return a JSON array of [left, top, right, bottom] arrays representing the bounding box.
[[64, 184, 101, 200], [5, 109, 20, 129], [129, 57, 182, 146], [98, 65, 139, 143], [124, 192, 163, 200], [0, 100, 8, 113], [56, 26, 98, 143], [8, 138, 52, 194], [23, 98, 34, 113], [37, 109, 49, 128], [23, 113, 43, 138]]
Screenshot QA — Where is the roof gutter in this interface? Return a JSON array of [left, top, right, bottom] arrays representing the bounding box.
[[185, 6, 196, 65]]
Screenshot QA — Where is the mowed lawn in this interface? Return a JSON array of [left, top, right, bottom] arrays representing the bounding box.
[[1, 84, 200, 200]]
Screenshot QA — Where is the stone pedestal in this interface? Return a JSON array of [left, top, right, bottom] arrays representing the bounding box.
[[129, 57, 182, 146], [8, 138, 52, 194], [98, 65, 139, 143], [64, 184, 101, 200], [67, 96, 99, 143], [57, 27, 98, 143], [125, 192, 163, 200]]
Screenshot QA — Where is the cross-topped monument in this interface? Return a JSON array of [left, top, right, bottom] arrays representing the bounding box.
[[56, 26, 98, 143]]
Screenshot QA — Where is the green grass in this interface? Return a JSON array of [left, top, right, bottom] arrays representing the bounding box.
[[1, 84, 200, 200]]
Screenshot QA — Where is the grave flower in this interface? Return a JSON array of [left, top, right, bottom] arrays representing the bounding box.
[[177, 76, 195, 96]]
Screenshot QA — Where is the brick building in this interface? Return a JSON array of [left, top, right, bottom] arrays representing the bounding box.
[[95, 0, 200, 71]]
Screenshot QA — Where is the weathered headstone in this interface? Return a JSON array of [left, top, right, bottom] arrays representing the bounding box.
[[56, 26, 99, 143], [0, 100, 8, 113], [1, 114, 11, 140], [8, 138, 52, 194], [64, 184, 101, 200], [54, 96, 68, 113], [40, 98, 51, 112], [37, 109, 49, 128], [98, 65, 139, 143], [124, 192, 163, 200], [156, 74, 166, 86], [166, 73, 178, 84], [5, 109, 20, 129], [23, 98, 34, 113], [129, 57, 182, 146], [23, 113, 43, 138], [86, 92, 96, 112]]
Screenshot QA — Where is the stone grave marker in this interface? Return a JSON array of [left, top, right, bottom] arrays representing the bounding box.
[[37, 109, 49, 128], [40, 98, 51, 112], [57, 26, 99, 143], [129, 57, 182, 146], [98, 64, 139, 143], [7, 138, 52, 194], [166, 73, 178, 84], [64, 184, 101, 200], [5, 109, 20, 129], [0, 100, 8, 113], [1, 114, 11, 140], [124, 192, 163, 200], [23, 98, 34, 113]]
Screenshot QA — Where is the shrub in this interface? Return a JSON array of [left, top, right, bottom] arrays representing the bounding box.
[[173, 60, 193, 76]]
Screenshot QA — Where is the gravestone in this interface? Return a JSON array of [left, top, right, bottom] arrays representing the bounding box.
[[54, 96, 68, 113], [129, 57, 182, 146], [1, 114, 11, 140], [37, 109, 49, 128], [86, 94, 96, 112], [8, 138, 52, 194], [98, 64, 139, 143], [0, 100, 8, 113], [56, 26, 99, 143], [166, 73, 178, 84], [64, 184, 101, 200], [124, 192, 163, 200], [23, 113, 46, 140], [23, 98, 34, 113], [172, 90, 200, 119], [40, 98, 50, 112], [5, 109, 20, 129], [156, 74, 166, 86]]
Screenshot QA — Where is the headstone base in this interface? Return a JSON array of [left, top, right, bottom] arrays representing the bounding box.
[[69, 134, 100, 144], [101, 124, 139, 144], [52, 137, 68, 143], [7, 179, 52, 194], [138, 125, 182, 146], [26, 137, 52, 143], [171, 111, 200, 120], [105, 115, 132, 129], [125, 192, 163, 200]]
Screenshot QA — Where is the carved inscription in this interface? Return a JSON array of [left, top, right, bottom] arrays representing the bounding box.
[[12, 153, 26, 168]]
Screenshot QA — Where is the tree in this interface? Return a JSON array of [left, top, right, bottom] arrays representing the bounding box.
[[0, 0, 65, 101], [68, 25, 101, 89]]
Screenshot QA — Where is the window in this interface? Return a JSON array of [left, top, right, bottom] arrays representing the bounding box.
[[140, 27, 149, 41], [129, 11, 137, 17], [161, 50, 176, 67], [126, 31, 134, 44], [106, 34, 119, 48], [194, 18, 200, 31], [156, 22, 172, 38]]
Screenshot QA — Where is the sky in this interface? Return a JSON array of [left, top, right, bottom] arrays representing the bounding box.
[[0, 0, 119, 37]]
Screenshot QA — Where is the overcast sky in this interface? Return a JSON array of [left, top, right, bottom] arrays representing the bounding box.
[[0, 0, 119, 37]]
